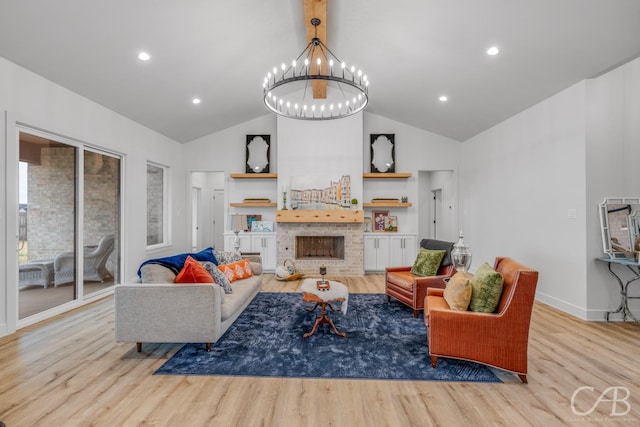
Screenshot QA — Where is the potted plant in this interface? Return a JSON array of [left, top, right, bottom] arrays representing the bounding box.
[[351, 198, 358, 210]]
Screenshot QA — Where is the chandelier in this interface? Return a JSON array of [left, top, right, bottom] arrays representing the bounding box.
[[262, 18, 369, 120]]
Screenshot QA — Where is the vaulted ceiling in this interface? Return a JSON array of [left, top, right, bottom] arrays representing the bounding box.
[[1, 0, 640, 143]]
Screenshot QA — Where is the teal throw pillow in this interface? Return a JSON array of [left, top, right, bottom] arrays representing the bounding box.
[[410, 248, 446, 277], [469, 262, 504, 312]]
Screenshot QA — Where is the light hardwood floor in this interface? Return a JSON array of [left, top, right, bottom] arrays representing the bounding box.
[[1, 274, 639, 426]]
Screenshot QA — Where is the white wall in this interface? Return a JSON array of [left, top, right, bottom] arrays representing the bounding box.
[[0, 56, 186, 336], [364, 113, 460, 235], [278, 113, 363, 205], [460, 81, 588, 318], [183, 114, 278, 227], [585, 57, 640, 319]]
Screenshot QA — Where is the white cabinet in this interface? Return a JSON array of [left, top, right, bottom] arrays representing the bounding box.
[[223, 232, 251, 253], [364, 235, 390, 272], [250, 233, 277, 272], [223, 231, 276, 272], [364, 233, 417, 272], [388, 234, 417, 267]]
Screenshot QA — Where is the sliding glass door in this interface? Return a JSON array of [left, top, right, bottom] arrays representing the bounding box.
[[83, 150, 121, 297], [17, 129, 121, 321]]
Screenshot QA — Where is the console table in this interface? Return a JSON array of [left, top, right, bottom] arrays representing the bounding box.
[[596, 257, 640, 321]]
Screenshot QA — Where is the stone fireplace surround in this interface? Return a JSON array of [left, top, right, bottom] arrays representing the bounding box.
[[276, 222, 364, 276]]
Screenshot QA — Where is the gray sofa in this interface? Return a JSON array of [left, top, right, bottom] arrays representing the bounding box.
[[114, 254, 262, 352]]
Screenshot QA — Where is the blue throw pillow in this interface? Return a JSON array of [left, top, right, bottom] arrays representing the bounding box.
[[137, 247, 218, 277]]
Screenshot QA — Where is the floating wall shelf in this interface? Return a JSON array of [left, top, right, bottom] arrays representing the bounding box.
[[230, 173, 277, 179], [363, 172, 412, 179]]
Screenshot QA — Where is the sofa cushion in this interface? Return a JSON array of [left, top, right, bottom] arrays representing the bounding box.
[[140, 264, 177, 283], [219, 259, 254, 283], [214, 250, 243, 265], [443, 272, 472, 311], [410, 248, 446, 277], [176, 256, 215, 284], [200, 261, 233, 294], [469, 262, 504, 312], [420, 239, 454, 267], [137, 247, 218, 276]]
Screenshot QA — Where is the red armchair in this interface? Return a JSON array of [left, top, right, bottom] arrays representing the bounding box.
[[425, 257, 539, 383], [385, 239, 456, 318]]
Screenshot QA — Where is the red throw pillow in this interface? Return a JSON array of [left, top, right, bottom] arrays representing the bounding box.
[[218, 259, 254, 283], [176, 256, 215, 284]]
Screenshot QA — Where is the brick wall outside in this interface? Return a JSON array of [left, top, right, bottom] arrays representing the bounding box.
[[26, 147, 119, 275]]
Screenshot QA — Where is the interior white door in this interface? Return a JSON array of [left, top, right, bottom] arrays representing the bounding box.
[[191, 186, 202, 251], [213, 189, 225, 251]]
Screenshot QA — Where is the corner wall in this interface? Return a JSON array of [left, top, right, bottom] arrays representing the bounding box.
[[460, 82, 589, 318]]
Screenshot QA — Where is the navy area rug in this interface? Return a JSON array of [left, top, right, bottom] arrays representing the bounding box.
[[155, 292, 501, 382]]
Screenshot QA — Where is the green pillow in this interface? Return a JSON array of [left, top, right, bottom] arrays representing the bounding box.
[[469, 262, 504, 312], [410, 248, 446, 277]]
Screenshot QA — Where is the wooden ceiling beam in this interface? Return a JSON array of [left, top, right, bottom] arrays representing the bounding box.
[[303, 0, 327, 99]]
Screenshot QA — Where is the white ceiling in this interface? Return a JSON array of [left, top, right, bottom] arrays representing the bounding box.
[[1, 0, 640, 143]]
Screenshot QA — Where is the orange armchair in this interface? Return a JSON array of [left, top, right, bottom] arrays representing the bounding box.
[[385, 239, 456, 318], [425, 257, 538, 383]]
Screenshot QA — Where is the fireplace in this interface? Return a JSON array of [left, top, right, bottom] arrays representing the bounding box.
[[296, 236, 345, 260], [277, 223, 364, 275]]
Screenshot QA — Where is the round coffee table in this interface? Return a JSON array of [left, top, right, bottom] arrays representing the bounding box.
[[300, 278, 348, 338]]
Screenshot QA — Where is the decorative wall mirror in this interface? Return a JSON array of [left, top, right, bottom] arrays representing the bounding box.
[[370, 134, 395, 173], [246, 135, 270, 173], [599, 197, 640, 259]]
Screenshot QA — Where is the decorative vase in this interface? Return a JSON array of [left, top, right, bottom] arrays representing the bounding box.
[[451, 231, 472, 273], [282, 191, 288, 210]]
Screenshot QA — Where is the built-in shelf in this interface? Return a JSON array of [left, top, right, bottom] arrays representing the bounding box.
[[276, 210, 364, 223], [230, 202, 277, 207], [363, 202, 413, 208], [363, 172, 412, 179], [229, 173, 277, 179]]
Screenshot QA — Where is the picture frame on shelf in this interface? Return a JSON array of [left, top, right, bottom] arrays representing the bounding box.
[[246, 135, 270, 173], [384, 215, 398, 232], [251, 221, 274, 232], [372, 210, 389, 232], [370, 134, 395, 173]]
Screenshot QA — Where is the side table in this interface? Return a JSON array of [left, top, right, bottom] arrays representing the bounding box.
[[596, 257, 640, 322], [300, 279, 348, 338]]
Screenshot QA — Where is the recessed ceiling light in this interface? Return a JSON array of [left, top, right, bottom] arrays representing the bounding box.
[[439, 95, 448, 102], [192, 98, 201, 104], [138, 51, 151, 61], [486, 46, 500, 56]]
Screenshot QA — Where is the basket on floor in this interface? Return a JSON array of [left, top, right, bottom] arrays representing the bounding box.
[[275, 258, 305, 281]]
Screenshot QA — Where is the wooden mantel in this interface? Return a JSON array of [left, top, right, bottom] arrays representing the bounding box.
[[276, 209, 364, 223]]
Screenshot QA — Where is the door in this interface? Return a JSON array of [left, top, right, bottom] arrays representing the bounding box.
[[17, 129, 122, 323], [213, 189, 225, 251], [191, 186, 202, 251], [432, 188, 442, 239]]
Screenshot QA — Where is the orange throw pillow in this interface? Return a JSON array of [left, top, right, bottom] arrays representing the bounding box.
[[175, 256, 215, 284], [218, 259, 254, 283]]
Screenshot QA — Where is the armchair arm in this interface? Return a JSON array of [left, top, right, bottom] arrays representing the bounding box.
[[413, 274, 450, 307], [54, 251, 75, 271], [385, 265, 412, 273], [427, 288, 445, 297]]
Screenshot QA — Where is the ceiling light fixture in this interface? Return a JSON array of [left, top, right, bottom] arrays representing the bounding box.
[[192, 98, 201, 104], [262, 18, 369, 120], [439, 95, 448, 102], [138, 51, 151, 61], [486, 46, 500, 56]]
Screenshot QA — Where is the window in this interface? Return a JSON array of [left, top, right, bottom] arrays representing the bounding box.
[[147, 162, 170, 248]]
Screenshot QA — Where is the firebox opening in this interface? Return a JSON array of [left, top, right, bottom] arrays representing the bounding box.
[[296, 236, 345, 260]]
